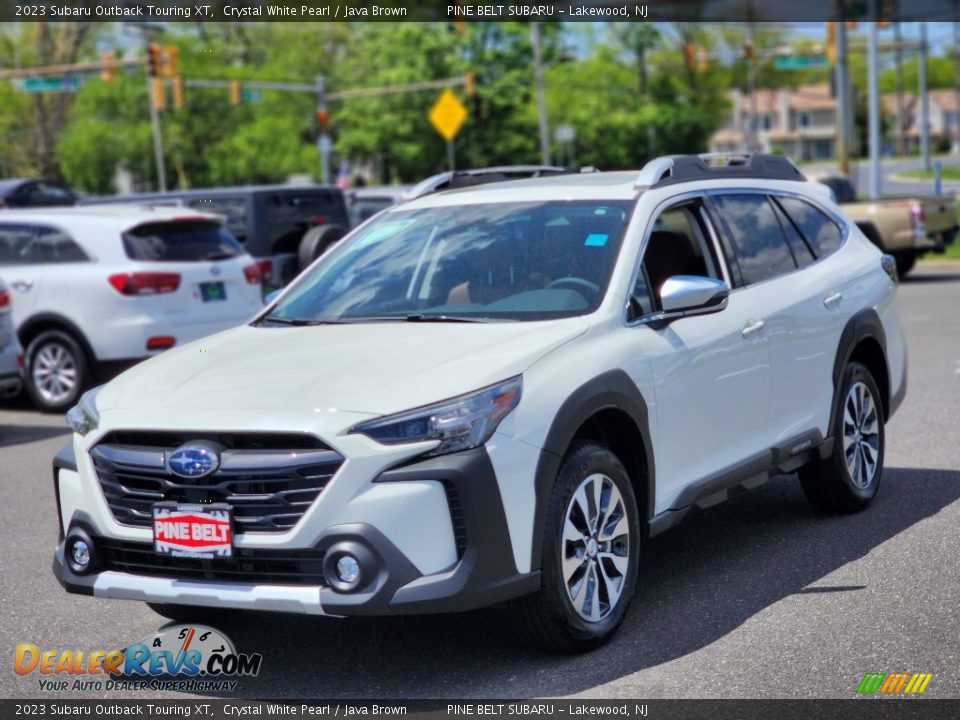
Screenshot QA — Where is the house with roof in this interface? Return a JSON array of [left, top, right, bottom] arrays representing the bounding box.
[[710, 84, 838, 161], [881, 89, 959, 154]]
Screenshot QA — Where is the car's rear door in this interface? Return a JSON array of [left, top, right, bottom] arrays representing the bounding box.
[[710, 192, 839, 454], [770, 194, 851, 436]]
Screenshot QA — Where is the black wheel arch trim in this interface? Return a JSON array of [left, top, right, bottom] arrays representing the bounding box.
[[831, 308, 890, 423], [530, 369, 654, 572]]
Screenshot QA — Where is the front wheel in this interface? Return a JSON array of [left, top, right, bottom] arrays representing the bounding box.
[[799, 362, 885, 513], [24, 330, 89, 412], [518, 442, 640, 653]]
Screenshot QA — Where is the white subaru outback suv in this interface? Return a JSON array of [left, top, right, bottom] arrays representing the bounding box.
[[53, 155, 906, 652]]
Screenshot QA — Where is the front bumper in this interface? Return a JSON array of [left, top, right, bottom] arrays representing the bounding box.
[[52, 443, 539, 616]]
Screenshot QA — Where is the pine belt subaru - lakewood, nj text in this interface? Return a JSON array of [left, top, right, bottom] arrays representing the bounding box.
[[52, 154, 907, 652]]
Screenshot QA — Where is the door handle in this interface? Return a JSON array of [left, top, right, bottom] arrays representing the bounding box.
[[823, 291, 843, 309], [10, 280, 33, 292], [741, 319, 765, 338]]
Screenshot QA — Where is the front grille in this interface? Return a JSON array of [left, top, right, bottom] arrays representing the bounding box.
[[92, 432, 343, 534], [96, 538, 327, 586]]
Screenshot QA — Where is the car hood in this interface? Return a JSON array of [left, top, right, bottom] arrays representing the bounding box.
[[97, 320, 588, 417]]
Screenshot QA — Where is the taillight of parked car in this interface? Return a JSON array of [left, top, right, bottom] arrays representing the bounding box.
[[909, 202, 925, 236], [243, 263, 263, 284], [0, 289, 9, 308], [108, 272, 181, 296], [311, 215, 328, 226], [256, 259, 273, 284]]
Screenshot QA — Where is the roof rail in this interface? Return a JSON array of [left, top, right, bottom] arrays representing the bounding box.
[[635, 153, 806, 189]]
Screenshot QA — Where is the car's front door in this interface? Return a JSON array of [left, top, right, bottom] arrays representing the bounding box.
[[628, 197, 773, 514]]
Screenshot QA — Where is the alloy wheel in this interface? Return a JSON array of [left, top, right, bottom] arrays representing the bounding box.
[[561, 472, 631, 622], [842, 381, 880, 489], [32, 341, 78, 405]]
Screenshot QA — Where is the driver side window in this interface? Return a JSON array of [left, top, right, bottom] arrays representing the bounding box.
[[633, 200, 723, 314]]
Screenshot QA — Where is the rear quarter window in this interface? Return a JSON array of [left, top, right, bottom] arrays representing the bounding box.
[[777, 197, 843, 258], [123, 221, 244, 262]]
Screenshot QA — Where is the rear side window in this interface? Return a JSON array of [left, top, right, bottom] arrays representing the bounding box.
[[0, 225, 37, 265], [777, 197, 843, 258], [123, 221, 244, 262], [711, 195, 796, 285], [37, 227, 88, 263]]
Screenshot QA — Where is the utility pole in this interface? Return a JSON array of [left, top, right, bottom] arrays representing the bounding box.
[[747, 22, 758, 152], [893, 17, 906, 157], [954, 1, 960, 153], [836, 19, 852, 176], [145, 60, 166, 191], [919, 23, 931, 170], [531, 22, 550, 165], [868, 0, 881, 198], [315, 74, 330, 184]]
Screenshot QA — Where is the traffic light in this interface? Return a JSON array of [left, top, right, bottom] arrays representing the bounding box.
[[464, 70, 475, 96], [825, 22, 837, 64], [147, 43, 162, 77], [162, 45, 179, 78], [683, 43, 695, 71], [697, 47, 708, 73], [316, 108, 329, 132], [173, 75, 184, 110], [230, 80, 241, 106], [100, 51, 115, 83], [151, 77, 165, 111]]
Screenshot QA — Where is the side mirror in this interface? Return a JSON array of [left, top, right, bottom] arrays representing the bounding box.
[[658, 276, 729, 316]]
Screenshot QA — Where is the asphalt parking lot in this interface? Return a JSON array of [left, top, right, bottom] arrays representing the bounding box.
[[1, 264, 959, 701]]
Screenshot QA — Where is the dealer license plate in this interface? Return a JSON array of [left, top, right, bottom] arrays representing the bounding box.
[[153, 503, 233, 559], [200, 281, 226, 302]]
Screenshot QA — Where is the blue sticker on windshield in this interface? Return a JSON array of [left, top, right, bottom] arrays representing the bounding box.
[[584, 233, 609, 247]]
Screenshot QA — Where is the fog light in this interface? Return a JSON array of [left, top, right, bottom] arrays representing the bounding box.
[[71, 539, 90, 568], [65, 529, 96, 575], [336, 555, 360, 584]]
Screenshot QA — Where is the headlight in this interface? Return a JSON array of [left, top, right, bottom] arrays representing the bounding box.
[[350, 376, 522, 457], [65, 386, 102, 437]]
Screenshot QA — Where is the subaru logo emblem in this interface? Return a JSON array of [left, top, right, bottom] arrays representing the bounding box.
[[167, 444, 220, 479]]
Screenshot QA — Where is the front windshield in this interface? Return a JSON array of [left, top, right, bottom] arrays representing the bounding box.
[[267, 200, 634, 323]]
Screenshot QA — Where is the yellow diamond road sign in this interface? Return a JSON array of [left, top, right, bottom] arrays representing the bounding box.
[[428, 89, 467, 142]]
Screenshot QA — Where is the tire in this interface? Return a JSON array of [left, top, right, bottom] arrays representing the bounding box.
[[894, 252, 916, 278], [24, 329, 89, 412], [297, 224, 348, 271], [517, 441, 640, 653], [799, 362, 885, 514]]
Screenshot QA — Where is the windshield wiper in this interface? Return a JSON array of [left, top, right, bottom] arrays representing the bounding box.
[[403, 314, 492, 323], [256, 315, 342, 326], [204, 252, 237, 261]]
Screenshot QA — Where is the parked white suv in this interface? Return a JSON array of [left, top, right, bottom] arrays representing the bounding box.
[[53, 155, 906, 651], [0, 206, 264, 411], [0, 277, 24, 397]]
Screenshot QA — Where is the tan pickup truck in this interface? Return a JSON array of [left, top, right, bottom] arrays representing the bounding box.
[[811, 174, 958, 277]]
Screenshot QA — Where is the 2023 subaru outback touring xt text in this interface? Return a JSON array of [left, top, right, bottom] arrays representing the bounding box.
[[53, 154, 906, 652]]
